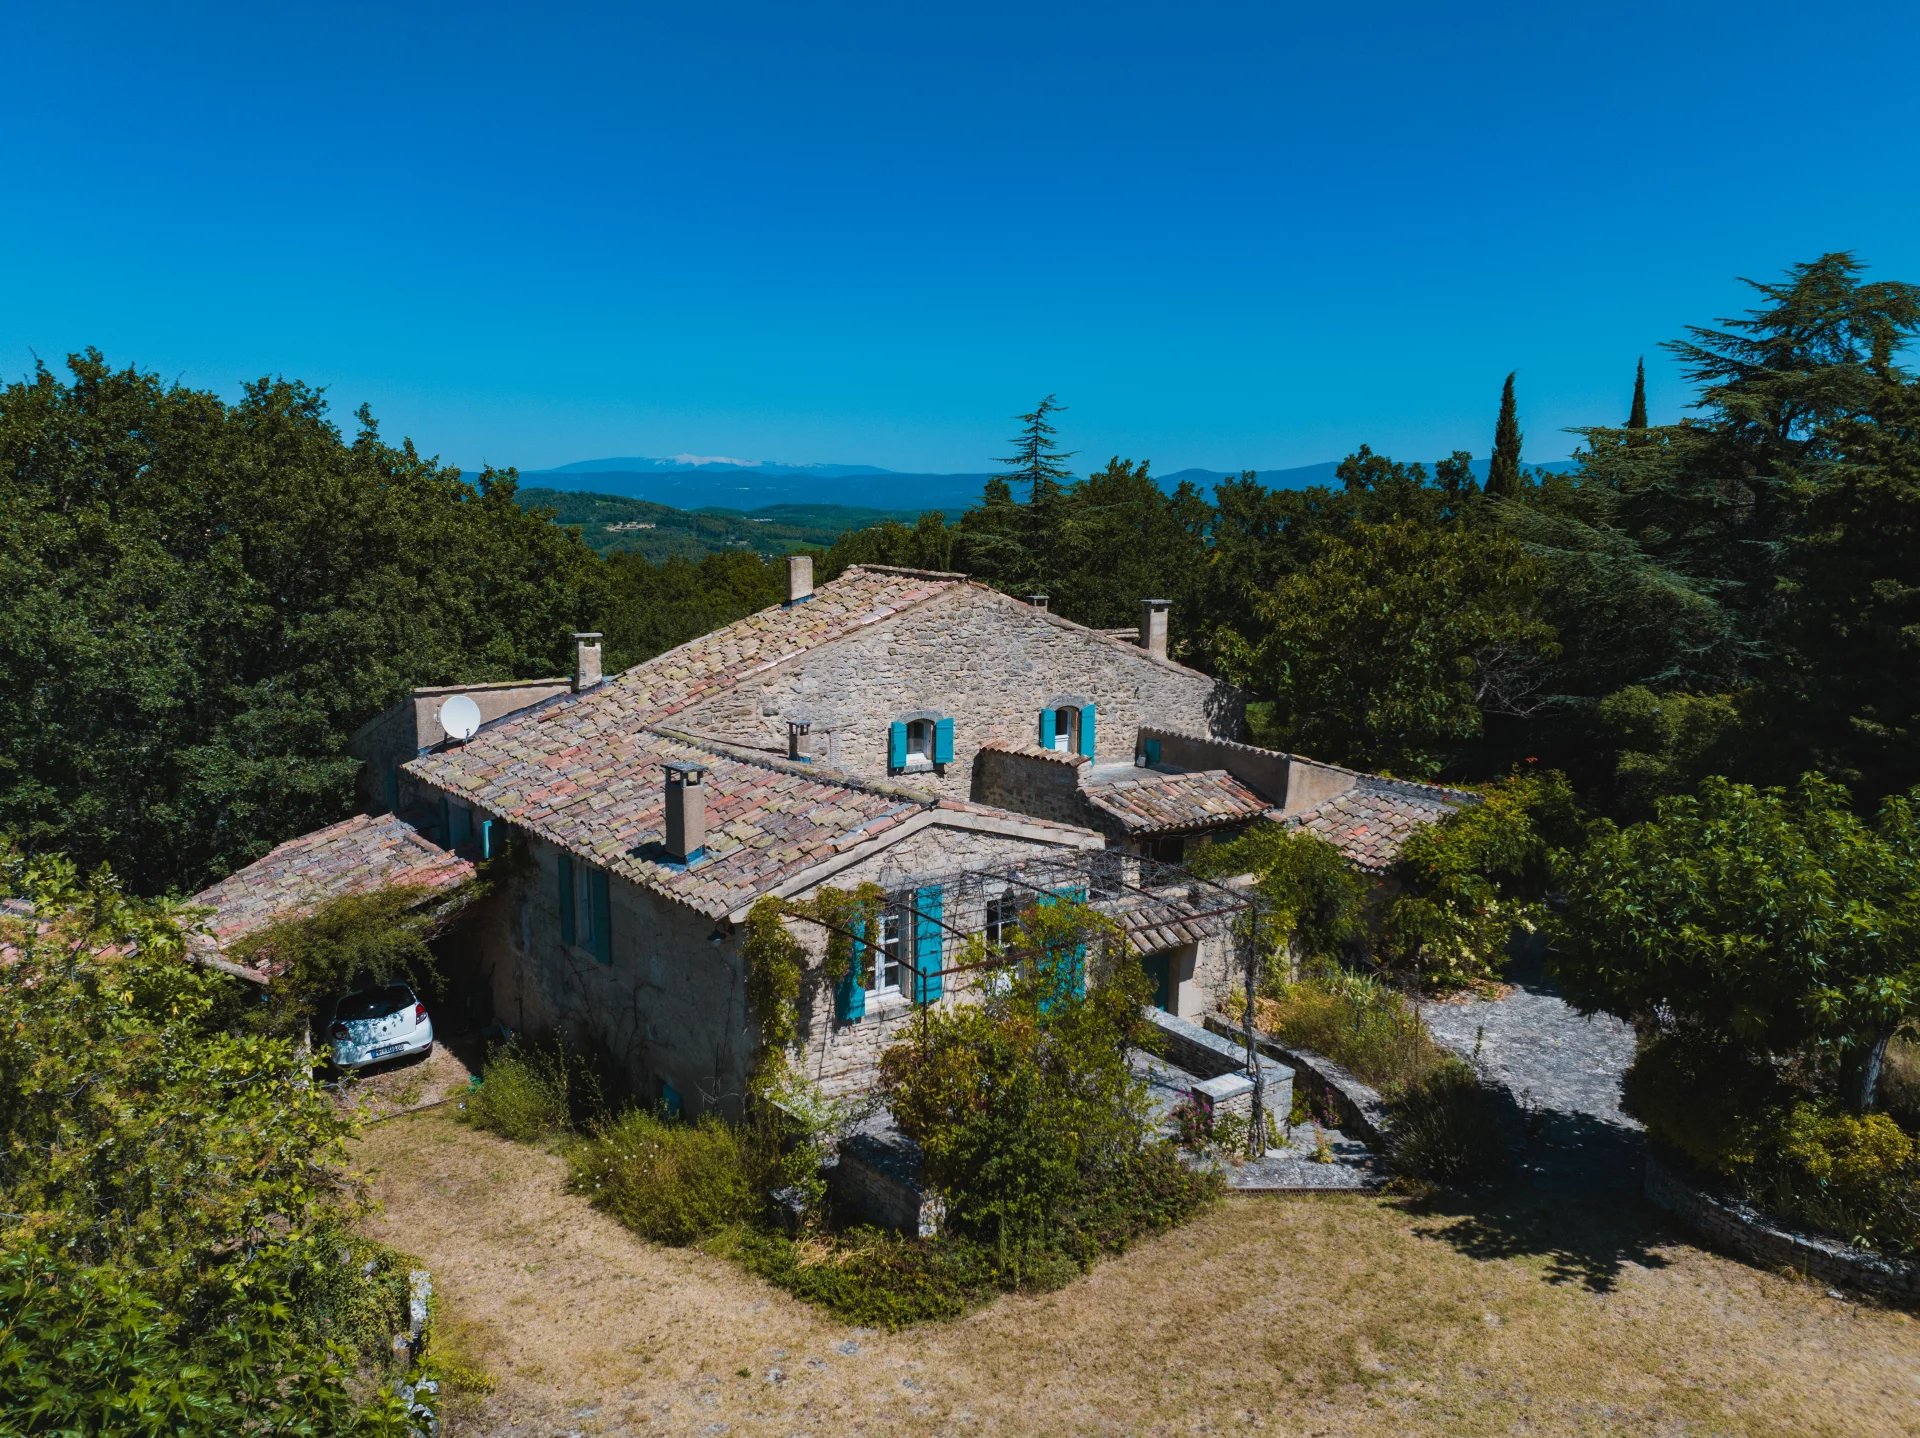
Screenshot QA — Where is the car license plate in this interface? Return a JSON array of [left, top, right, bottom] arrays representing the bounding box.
[[371, 1042, 405, 1059]]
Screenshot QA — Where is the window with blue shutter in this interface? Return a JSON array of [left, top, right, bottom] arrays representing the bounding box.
[[1078, 703, 1097, 758], [448, 803, 472, 850], [557, 853, 576, 947], [912, 885, 944, 1004], [933, 716, 955, 765], [1143, 737, 1162, 766], [1037, 885, 1089, 1010], [481, 817, 499, 860], [660, 1079, 682, 1118], [590, 868, 613, 965], [887, 720, 908, 772], [1037, 708, 1056, 749], [835, 916, 868, 1022]]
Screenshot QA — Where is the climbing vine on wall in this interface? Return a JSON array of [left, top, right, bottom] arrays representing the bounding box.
[[741, 881, 888, 1080]]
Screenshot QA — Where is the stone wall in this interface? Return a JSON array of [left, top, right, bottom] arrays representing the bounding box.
[[832, 1125, 945, 1237], [1137, 724, 1358, 815], [1644, 1147, 1920, 1302], [1144, 1008, 1292, 1128], [971, 745, 1096, 830], [1205, 1014, 1392, 1146], [468, 838, 756, 1118], [672, 584, 1242, 801]]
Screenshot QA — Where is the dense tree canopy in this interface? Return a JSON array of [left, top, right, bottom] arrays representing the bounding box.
[[0, 353, 605, 893]]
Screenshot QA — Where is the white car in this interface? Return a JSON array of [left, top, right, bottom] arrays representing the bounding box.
[[326, 983, 434, 1070]]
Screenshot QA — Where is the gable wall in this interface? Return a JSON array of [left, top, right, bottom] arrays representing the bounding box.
[[670, 586, 1243, 801]]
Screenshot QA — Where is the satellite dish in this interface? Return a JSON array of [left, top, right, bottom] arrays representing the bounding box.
[[438, 694, 482, 743]]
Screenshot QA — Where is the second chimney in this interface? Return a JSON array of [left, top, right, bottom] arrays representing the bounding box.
[[786, 555, 814, 606], [1140, 599, 1170, 660], [572, 631, 604, 691], [1027, 593, 1050, 612], [787, 719, 813, 763], [663, 761, 707, 864]]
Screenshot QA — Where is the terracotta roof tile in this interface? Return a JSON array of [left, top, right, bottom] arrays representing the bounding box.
[[1277, 776, 1474, 871], [189, 813, 476, 976], [1082, 769, 1273, 835]]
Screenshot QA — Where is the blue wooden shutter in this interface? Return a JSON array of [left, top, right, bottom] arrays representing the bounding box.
[[481, 817, 497, 860], [439, 795, 452, 844], [1078, 703, 1097, 758], [383, 765, 400, 813], [557, 853, 576, 946], [835, 917, 868, 1022], [912, 885, 944, 1004], [449, 803, 471, 849], [660, 1080, 682, 1118], [933, 716, 955, 765], [1039, 885, 1089, 1008], [1143, 737, 1162, 765], [590, 868, 613, 965], [888, 720, 908, 771], [1037, 708, 1056, 749]]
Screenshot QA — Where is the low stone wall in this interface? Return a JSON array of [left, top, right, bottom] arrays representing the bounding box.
[[1204, 1014, 1391, 1148], [1644, 1147, 1920, 1303], [832, 1125, 945, 1238], [1146, 1008, 1292, 1129]]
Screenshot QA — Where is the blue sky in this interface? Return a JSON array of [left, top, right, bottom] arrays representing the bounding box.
[[4, 1, 1917, 474]]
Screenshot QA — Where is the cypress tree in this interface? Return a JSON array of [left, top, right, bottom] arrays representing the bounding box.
[[1627, 357, 1649, 429], [1486, 372, 1523, 498]]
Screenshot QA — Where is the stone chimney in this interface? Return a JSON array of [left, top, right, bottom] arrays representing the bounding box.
[[1140, 599, 1170, 661], [1026, 593, 1050, 612], [663, 761, 707, 864], [572, 632, 604, 692], [786, 719, 813, 763], [786, 555, 814, 606]]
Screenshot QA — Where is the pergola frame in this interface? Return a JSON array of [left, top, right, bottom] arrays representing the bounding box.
[[778, 846, 1278, 1157]]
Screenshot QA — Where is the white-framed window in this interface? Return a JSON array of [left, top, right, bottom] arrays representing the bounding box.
[[1050, 706, 1077, 753], [983, 890, 1019, 951], [872, 910, 904, 993], [904, 717, 936, 770]]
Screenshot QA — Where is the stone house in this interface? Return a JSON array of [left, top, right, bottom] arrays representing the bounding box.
[[191, 560, 1468, 1119]]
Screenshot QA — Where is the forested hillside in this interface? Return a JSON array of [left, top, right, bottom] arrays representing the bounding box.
[[517, 486, 916, 559], [4, 253, 1915, 897]]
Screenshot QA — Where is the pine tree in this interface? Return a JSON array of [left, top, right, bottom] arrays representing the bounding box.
[[1627, 357, 1649, 429], [996, 394, 1075, 509], [1485, 372, 1524, 498]]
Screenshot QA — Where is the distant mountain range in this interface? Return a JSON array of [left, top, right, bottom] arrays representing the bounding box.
[[470, 454, 1578, 514]]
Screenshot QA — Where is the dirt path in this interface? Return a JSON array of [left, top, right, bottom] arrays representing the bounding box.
[[356, 1107, 1920, 1437]]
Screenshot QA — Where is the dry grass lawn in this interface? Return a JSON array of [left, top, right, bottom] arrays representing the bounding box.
[[355, 1106, 1920, 1437]]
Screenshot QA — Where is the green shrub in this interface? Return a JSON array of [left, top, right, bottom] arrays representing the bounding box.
[[717, 1226, 1002, 1327], [1384, 1060, 1511, 1182], [569, 1109, 764, 1245], [1255, 958, 1448, 1093], [464, 1039, 598, 1142], [1620, 1034, 1784, 1173], [1745, 1103, 1920, 1255]]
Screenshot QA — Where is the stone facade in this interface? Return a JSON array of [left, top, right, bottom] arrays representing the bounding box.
[[668, 585, 1242, 797], [466, 813, 1101, 1117]]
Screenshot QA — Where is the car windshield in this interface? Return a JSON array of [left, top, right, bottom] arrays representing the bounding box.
[[335, 985, 414, 1021]]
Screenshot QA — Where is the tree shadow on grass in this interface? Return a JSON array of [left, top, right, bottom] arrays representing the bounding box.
[[1397, 1109, 1676, 1293]]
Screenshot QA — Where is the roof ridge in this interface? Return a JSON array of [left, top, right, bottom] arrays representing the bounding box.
[[842, 563, 970, 581], [643, 726, 943, 809]]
